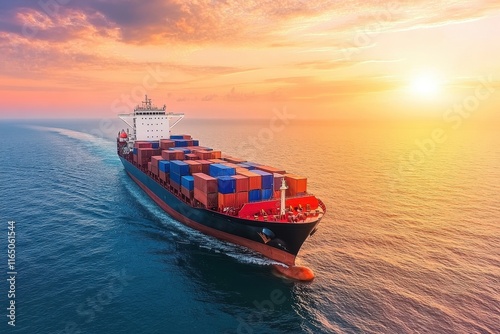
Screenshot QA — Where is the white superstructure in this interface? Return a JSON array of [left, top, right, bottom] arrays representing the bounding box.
[[118, 95, 184, 142]]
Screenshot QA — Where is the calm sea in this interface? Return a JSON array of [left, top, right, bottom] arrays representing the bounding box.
[[0, 118, 498, 334]]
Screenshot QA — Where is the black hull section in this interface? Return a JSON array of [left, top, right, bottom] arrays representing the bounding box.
[[119, 157, 321, 265]]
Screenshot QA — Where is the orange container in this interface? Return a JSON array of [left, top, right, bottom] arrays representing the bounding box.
[[232, 175, 249, 192], [184, 153, 198, 160], [208, 159, 225, 164], [161, 150, 184, 160], [210, 151, 222, 159], [159, 139, 175, 149], [194, 188, 218, 208], [256, 165, 286, 175], [195, 160, 212, 174], [159, 171, 169, 182], [236, 170, 261, 190], [235, 191, 249, 207], [147, 161, 152, 172], [284, 174, 307, 196], [194, 150, 212, 160], [224, 157, 247, 164], [193, 173, 218, 193], [150, 156, 163, 169], [218, 192, 236, 208]]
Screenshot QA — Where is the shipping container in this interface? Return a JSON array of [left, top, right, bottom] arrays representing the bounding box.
[[208, 159, 226, 164], [181, 175, 195, 191], [184, 153, 198, 160], [209, 164, 236, 177], [251, 170, 273, 189], [137, 148, 160, 166], [159, 171, 169, 182], [236, 170, 261, 190], [235, 191, 249, 207], [169, 147, 191, 154], [224, 157, 247, 164], [183, 160, 203, 174], [194, 150, 213, 160], [151, 142, 160, 149], [261, 188, 273, 200], [134, 141, 153, 148], [194, 160, 212, 174], [192, 140, 199, 146], [284, 174, 308, 196], [237, 163, 255, 170], [181, 186, 194, 199], [210, 150, 222, 159], [159, 139, 175, 149], [273, 173, 285, 191], [170, 134, 192, 139], [194, 188, 218, 208], [231, 175, 249, 192], [218, 192, 236, 208], [249, 189, 262, 202], [151, 165, 159, 176], [170, 173, 182, 188], [244, 161, 262, 167], [193, 173, 218, 193], [159, 160, 170, 173], [133, 155, 138, 163], [170, 160, 190, 176], [217, 176, 236, 194], [150, 156, 163, 169], [133, 147, 138, 155], [147, 162, 152, 172], [161, 150, 184, 160], [256, 165, 286, 175]]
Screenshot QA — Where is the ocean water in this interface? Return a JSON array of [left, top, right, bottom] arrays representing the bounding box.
[[0, 118, 498, 334]]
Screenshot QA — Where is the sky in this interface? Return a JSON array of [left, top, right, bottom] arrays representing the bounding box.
[[0, 0, 499, 120]]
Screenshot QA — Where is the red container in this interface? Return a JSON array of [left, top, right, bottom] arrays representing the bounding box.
[[195, 160, 212, 174], [235, 191, 249, 207], [160, 139, 175, 149], [134, 141, 153, 148], [151, 165, 159, 176], [161, 150, 184, 160], [256, 165, 286, 175], [194, 150, 212, 160], [184, 153, 198, 160], [218, 192, 236, 208], [284, 174, 307, 196], [147, 162, 152, 172], [150, 156, 163, 169], [194, 188, 218, 208], [232, 175, 249, 192], [138, 148, 160, 166], [159, 171, 168, 182], [224, 157, 247, 164], [133, 155, 138, 163], [181, 187, 194, 199], [210, 151, 222, 159], [193, 173, 218, 193], [184, 160, 203, 174], [236, 170, 261, 190], [274, 190, 281, 199]]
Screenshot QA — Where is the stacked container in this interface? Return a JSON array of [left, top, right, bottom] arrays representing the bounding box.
[[193, 173, 218, 208], [184, 160, 203, 174], [224, 157, 247, 164], [184, 153, 198, 160], [232, 175, 249, 207], [159, 139, 175, 149], [284, 174, 307, 196], [161, 150, 184, 160], [158, 161, 170, 182], [137, 148, 160, 166], [209, 164, 236, 178], [252, 170, 273, 200], [236, 170, 261, 190], [150, 156, 163, 176], [256, 165, 286, 175], [194, 150, 212, 160], [195, 160, 212, 174], [181, 175, 194, 199], [170, 160, 190, 190]]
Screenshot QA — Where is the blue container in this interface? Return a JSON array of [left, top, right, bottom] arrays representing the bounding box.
[[237, 163, 255, 170], [170, 135, 186, 139], [245, 161, 261, 167], [249, 189, 262, 202], [169, 147, 190, 153], [159, 160, 170, 173], [209, 164, 236, 177], [170, 160, 190, 175], [170, 172, 182, 185], [181, 176, 194, 191], [192, 140, 199, 146], [151, 142, 160, 149], [251, 170, 273, 189], [174, 140, 188, 147], [133, 148, 138, 155], [261, 188, 273, 200], [217, 176, 236, 194]]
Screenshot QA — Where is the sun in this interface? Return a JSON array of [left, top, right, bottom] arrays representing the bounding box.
[[410, 71, 442, 97]]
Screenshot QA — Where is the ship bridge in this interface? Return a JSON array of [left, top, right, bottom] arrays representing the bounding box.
[[118, 95, 184, 142]]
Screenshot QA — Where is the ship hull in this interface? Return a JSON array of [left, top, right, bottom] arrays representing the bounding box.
[[119, 157, 321, 265]]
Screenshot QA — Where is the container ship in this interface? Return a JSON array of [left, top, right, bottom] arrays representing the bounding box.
[[117, 96, 326, 280]]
